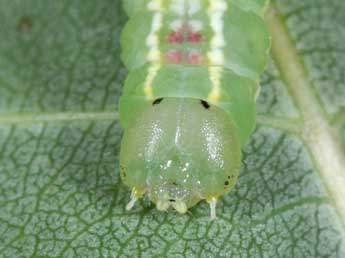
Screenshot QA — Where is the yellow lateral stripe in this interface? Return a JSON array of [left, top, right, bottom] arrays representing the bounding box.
[[207, 0, 227, 103], [143, 0, 164, 99], [144, 63, 161, 98]]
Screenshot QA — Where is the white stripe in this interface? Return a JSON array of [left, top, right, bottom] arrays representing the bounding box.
[[170, 20, 183, 30], [144, 0, 164, 99], [148, 0, 163, 11], [146, 12, 163, 62], [189, 20, 203, 32], [188, 0, 201, 15], [207, 0, 227, 102], [170, 0, 185, 15]]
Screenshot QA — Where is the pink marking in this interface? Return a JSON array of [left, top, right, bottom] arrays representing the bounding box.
[[167, 25, 203, 44], [165, 50, 183, 63], [188, 51, 203, 65], [168, 31, 184, 44], [188, 32, 203, 43]]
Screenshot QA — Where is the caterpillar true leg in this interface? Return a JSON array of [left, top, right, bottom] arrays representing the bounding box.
[[126, 192, 137, 211], [208, 197, 218, 221], [126, 187, 145, 211]]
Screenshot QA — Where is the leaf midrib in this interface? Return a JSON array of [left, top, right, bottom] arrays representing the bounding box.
[[266, 4, 345, 229]]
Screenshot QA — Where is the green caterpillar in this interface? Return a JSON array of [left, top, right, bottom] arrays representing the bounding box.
[[119, 0, 270, 219]]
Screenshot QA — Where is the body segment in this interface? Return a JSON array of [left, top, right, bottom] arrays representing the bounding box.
[[120, 0, 269, 143]]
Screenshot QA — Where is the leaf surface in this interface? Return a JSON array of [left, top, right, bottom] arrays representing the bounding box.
[[0, 0, 345, 257]]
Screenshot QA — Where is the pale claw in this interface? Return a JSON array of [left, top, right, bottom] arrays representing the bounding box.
[[126, 188, 139, 210], [208, 197, 217, 220]]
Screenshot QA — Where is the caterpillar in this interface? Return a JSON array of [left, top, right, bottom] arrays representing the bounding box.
[[119, 0, 270, 219]]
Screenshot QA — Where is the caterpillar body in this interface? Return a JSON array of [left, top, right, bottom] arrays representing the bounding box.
[[119, 0, 270, 219]]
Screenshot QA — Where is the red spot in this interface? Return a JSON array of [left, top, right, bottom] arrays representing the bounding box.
[[168, 31, 184, 44], [188, 51, 203, 65], [165, 50, 182, 63], [188, 32, 203, 43], [168, 24, 204, 44]]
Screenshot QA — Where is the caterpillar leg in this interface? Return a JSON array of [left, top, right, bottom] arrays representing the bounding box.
[[172, 200, 187, 214], [208, 197, 218, 220], [126, 187, 144, 211], [156, 199, 170, 211]]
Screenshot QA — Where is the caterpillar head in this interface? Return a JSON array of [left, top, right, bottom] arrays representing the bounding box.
[[120, 98, 241, 219]]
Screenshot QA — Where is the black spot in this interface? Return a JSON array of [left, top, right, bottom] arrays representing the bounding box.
[[17, 16, 33, 33], [224, 181, 229, 186], [153, 98, 164, 105], [172, 182, 178, 186], [200, 100, 210, 109], [169, 199, 176, 202]]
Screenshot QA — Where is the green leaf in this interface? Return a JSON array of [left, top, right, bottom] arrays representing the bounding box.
[[0, 0, 345, 257]]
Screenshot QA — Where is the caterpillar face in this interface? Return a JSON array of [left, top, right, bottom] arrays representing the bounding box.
[[120, 98, 241, 217]]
